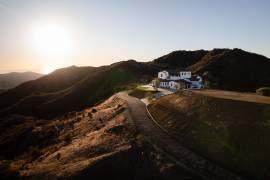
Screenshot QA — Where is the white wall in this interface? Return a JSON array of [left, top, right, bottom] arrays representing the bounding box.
[[169, 76, 181, 80], [158, 71, 169, 79], [180, 71, 191, 79], [160, 81, 169, 88], [169, 81, 180, 89]]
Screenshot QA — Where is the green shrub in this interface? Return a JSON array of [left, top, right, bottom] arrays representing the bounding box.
[[256, 87, 270, 96]]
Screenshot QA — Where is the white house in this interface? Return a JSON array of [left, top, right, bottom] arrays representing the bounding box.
[[154, 70, 203, 90], [180, 71, 191, 79], [158, 70, 191, 80], [158, 71, 169, 79]]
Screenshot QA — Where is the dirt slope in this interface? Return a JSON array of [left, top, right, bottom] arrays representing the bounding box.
[[0, 95, 195, 180], [148, 90, 270, 179]]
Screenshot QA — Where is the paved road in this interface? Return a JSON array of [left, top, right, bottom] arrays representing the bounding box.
[[117, 92, 244, 180], [140, 87, 174, 105]]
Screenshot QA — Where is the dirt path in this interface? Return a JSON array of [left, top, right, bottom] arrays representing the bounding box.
[[192, 89, 270, 105], [117, 91, 244, 180]]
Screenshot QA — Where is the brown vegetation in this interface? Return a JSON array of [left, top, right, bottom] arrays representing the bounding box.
[[0, 49, 270, 119], [0, 95, 192, 179], [256, 87, 270, 96], [148, 90, 270, 179], [188, 48, 270, 91]]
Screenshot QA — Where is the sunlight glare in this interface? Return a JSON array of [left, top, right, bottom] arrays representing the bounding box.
[[30, 22, 73, 58], [42, 66, 55, 74]]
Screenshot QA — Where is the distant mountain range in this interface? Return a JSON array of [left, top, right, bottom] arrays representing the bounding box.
[[0, 71, 43, 90], [0, 48, 270, 119]]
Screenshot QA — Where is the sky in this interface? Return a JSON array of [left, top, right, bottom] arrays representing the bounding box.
[[0, 0, 270, 74]]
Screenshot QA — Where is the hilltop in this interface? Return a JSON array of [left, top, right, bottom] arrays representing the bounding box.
[[0, 62, 154, 118], [0, 48, 270, 118], [188, 48, 270, 91]]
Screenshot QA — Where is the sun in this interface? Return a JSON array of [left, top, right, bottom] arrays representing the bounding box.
[[28, 22, 75, 74], [42, 66, 55, 75], [30, 22, 73, 58]]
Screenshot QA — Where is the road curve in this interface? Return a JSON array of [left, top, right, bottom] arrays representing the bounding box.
[[117, 91, 244, 180]]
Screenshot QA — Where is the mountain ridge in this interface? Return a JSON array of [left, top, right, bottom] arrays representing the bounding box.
[[0, 71, 43, 90], [0, 48, 270, 118]]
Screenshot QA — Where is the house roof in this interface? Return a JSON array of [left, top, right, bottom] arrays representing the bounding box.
[[190, 75, 202, 81], [161, 70, 192, 75], [170, 72, 180, 76], [158, 78, 192, 84], [161, 70, 179, 73], [175, 79, 192, 84], [159, 79, 170, 82]]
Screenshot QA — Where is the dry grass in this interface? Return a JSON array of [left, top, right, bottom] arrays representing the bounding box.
[[193, 89, 270, 105], [149, 90, 270, 179], [15, 95, 132, 178], [0, 94, 194, 180]]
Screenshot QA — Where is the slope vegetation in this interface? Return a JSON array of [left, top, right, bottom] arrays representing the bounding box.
[[188, 48, 270, 91], [0, 95, 196, 180], [0, 61, 155, 118], [149, 50, 208, 69], [148, 90, 270, 179], [150, 48, 270, 91], [1, 48, 270, 119]]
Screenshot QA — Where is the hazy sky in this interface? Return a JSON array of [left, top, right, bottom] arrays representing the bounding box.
[[0, 0, 270, 73]]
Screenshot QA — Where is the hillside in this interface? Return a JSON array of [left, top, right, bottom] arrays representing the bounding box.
[[148, 90, 270, 179], [0, 48, 270, 118], [188, 49, 270, 91], [0, 89, 6, 94], [150, 48, 270, 91], [148, 50, 208, 70], [0, 61, 155, 118], [0, 95, 196, 180], [0, 72, 43, 89]]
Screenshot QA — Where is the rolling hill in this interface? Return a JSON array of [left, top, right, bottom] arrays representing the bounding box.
[[188, 48, 270, 91], [148, 90, 270, 179], [0, 72, 43, 90], [148, 50, 208, 69], [0, 48, 270, 119], [1, 49, 270, 179], [0, 61, 155, 118]]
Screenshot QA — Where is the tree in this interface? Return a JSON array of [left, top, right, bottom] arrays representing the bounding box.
[[152, 78, 160, 90]]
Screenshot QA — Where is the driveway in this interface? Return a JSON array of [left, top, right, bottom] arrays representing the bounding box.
[[117, 91, 243, 180]]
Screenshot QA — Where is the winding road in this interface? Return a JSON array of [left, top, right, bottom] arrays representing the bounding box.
[[117, 91, 244, 180]]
